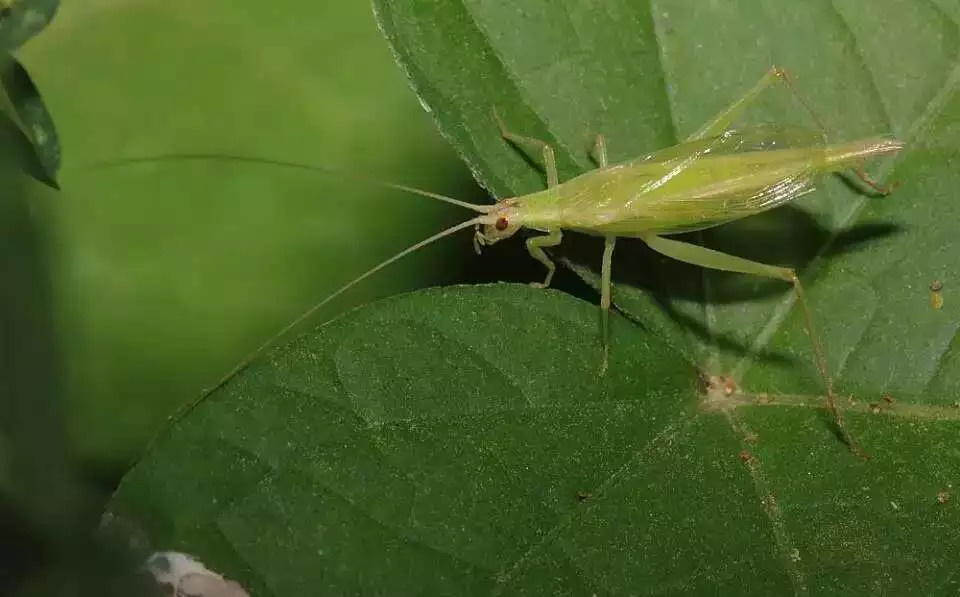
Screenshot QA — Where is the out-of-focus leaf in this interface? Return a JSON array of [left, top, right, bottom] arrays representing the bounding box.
[[0, 54, 59, 186], [18, 0, 485, 465], [0, 0, 58, 50]]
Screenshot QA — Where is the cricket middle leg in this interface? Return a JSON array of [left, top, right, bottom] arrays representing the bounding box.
[[599, 235, 617, 375]]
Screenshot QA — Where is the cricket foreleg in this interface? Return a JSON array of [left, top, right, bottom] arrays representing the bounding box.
[[641, 234, 865, 457], [526, 229, 563, 288], [599, 235, 617, 375], [494, 110, 559, 188]]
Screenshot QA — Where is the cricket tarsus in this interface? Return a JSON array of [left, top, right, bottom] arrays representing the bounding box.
[[853, 167, 898, 195]]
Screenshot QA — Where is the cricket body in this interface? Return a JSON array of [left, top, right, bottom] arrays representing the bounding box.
[[176, 67, 901, 455]]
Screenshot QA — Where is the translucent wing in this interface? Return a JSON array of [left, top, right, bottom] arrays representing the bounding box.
[[559, 125, 828, 236], [636, 124, 826, 163]]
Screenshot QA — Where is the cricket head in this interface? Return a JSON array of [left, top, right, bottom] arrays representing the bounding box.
[[473, 199, 522, 254]]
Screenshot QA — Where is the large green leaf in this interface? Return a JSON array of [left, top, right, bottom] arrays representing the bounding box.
[[111, 285, 958, 595], [112, 1, 960, 594]]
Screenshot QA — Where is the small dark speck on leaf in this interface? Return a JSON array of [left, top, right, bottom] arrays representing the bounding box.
[[870, 393, 896, 413], [930, 279, 944, 310], [868, 394, 896, 415]]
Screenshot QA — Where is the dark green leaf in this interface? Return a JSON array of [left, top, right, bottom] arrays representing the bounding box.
[[0, 0, 58, 50], [112, 285, 960, 595], [1, 54, 59, 187]]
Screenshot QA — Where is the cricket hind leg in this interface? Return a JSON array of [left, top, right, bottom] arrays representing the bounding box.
[[690, 68, 897, 192], [641, 234, 867, 458], [686, 67, 807, 141]]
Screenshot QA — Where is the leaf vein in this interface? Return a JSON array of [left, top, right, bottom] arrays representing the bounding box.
[[724, 411, 808, 597], [488, 416, 695, 595]]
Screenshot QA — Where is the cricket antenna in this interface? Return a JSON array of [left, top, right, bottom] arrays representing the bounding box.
[[83, 153, 496, 214], [203, 214, 489, 396]]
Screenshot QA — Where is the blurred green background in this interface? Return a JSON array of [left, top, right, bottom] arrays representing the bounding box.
[[18, 0, 491, 474]]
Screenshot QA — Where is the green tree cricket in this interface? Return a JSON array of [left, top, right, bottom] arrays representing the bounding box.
[[94, 68, 904, 455]]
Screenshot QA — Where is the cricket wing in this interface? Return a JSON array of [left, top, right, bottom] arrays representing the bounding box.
[[627, 169, 818, 235], [619, 124, 825, 168], [565, 125, 826, 236]]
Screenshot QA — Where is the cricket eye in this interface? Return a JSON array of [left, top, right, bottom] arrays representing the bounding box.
[[495, 217, 509, 231]]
